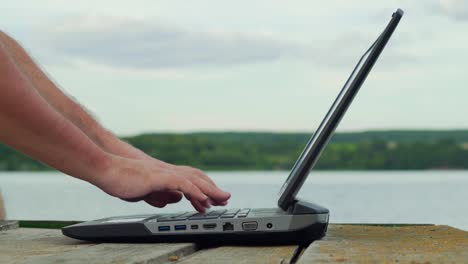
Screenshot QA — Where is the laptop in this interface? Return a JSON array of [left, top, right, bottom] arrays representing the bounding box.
[[63, 9, 404, 245]]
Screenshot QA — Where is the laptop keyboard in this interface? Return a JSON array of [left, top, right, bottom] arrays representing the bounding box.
[[155, 209, 250, 222]]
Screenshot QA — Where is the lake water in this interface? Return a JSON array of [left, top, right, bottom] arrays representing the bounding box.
[[1, 171, 467, 231]]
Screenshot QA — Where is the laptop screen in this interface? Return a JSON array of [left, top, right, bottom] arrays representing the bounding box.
[[277, 9, 403, 210], [279, 40, 377, 195]]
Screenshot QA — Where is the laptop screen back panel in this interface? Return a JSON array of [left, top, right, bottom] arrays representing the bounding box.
[[278, 9, 404, 210]]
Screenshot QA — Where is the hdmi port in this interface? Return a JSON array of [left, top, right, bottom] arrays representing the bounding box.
[[202, 223, 217, 229]]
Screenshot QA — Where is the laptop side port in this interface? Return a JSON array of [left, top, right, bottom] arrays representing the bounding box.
[[174, 225, 187, 231], [158, 225, 170, 231], [191, 224, 199, 230], [242, 221, 258, 231], [202, 223, 217, 229], [222, 222, 234, 231]]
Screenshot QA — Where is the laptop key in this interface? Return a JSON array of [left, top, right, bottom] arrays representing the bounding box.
[[206, 209, 227, 216], [220, 214, 236, 218], [220, 208, 240, 218], [236, 208, 251, 218], [188, 209, 229, 220], [223, 209, 240, 215], [188, 212, 218, 220], [158, 212, 197, 222], [189, 215, 218, 220], [238, 209, 251, 214], [156, 213, 180, 222], [170, 212, 198, 221]]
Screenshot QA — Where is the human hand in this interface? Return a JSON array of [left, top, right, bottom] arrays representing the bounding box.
[[93, 156, 230, 212]]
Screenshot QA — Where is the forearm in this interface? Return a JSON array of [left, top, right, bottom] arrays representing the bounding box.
[[0, 33, 229, 212], [0, 32, 146, 160], [0, 44, 110, 184], [92, 128, 149, 159]]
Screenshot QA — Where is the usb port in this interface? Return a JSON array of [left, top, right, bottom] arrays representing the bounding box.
[[158, 226, 170, 231], [174, 225, 187, 231], [191, 225, 199, 230]]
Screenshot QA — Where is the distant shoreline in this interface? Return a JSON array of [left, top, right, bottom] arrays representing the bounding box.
[[2, 169, 468, 173], [1, 130, 468, 171]]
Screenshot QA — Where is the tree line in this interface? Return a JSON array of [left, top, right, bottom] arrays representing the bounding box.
[[1, 130, 467, 171]]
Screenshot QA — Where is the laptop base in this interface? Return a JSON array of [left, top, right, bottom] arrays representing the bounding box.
[[62, 200, 329, 246], [63, 222, 328, 246]]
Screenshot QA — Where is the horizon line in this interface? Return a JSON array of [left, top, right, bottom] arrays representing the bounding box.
[[120, 128, 468, 137]]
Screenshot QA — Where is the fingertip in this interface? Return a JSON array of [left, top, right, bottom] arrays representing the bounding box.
[[196, 207, 205, 213], [216, 188, 230, 198], [211, 190, 231, 203], [181, 179, 209, 202], [191, 200, 207, 213]]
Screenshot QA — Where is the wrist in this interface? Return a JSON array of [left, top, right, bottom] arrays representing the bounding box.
[[94, 127, 149, 160], [91, 155, 147, 199], [88, 122, 113, 149], [83, 150, 114, 188]]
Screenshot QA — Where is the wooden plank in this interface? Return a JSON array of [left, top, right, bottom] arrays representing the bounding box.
[[0, 228, 197, 264], [298, 224, 468, 263], [20, 243, 196, 264], [177, 245, 298, 264], [0, 220, 18, 231], [0, 228, 91, 264]]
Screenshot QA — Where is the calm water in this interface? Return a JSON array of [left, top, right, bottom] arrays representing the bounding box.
[[1, 171, 467, 230]]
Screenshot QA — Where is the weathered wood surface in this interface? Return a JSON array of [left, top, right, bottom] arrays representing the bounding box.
[[0, 227, 195, 264], [0, 220, 18, 231], [2, 223, 468, 263], [0, 224, 294, 264], [177, 245, 298, 264], [20, 240, 196, 264], [298, 224, 468, 263], [0, 228, 90, 264]]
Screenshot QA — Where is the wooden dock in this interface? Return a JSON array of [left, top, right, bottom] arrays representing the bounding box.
[[1, 221, 467, 263]]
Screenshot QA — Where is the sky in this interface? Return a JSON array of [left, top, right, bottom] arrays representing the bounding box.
[[1, 0, 467, 135]]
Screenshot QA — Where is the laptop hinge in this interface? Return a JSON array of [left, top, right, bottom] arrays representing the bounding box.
[[287, 200, 330, 215]]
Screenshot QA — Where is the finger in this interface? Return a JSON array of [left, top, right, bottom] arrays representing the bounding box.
[[144, 199, 167, 208], [122, 197, 143, 203], [145, 191, 183, 205], [202, 198, 211, 208], [174, 177, 209, 203], [178, 166, 217, 187], [191, 199, 207, 213], [166, 191, 184, 203], [191, 177, 231, 203], [194, 170, 217, 187], [210, 199, 228, 206]]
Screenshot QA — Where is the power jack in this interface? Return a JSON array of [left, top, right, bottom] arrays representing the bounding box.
[[267, 223, 273, 229]]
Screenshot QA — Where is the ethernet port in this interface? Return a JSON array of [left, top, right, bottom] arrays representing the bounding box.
[[223, 222, 234, 231]]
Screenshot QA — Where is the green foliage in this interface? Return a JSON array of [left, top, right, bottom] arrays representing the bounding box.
[[0, 145, 49, 171], [1, 130, 468, 171]]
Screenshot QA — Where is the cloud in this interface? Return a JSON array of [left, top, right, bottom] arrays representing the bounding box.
[[428, 0, 468, 20], [305, 30, 419, 70], [37, 15, 298, 69], [30, 13, 417, 72]]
